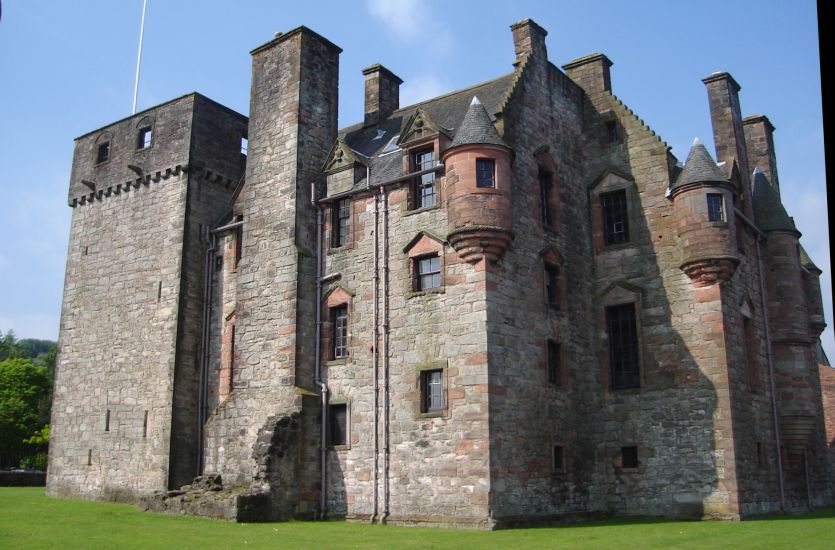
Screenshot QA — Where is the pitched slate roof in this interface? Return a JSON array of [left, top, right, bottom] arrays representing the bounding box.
[[670, 138, 730, 192], [752, 168, 798, 233], [449, 96, 507, 149], [335, 72, 515, 189]]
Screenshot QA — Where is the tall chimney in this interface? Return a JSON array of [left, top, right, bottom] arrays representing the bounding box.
[[510, 18, 548, 64], [743, 114, 780, 196], [702, 72, 751, 191], [363, 64, 402, 127], [562, 53, 613, 96]]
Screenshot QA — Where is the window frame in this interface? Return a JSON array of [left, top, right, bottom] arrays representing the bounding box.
[[539, 170, 554, 228], [621, 446, 639, 469], [707, 193, 725, 222], [421, 369, 446, 414], [412, 148, 437, 209], [475, 158, 496, 188], [601, 189, 630, 245], [544, 263, 560, 309], [327, 403, 348, 447], [606, 303, 640, 390], [96, 141, 111, 164], [331, 304, 349, 360], [137, 126, 153, 150], [415, 254, 442, 292], [547, 340, 561, 385], [332, 198, 351, 248]]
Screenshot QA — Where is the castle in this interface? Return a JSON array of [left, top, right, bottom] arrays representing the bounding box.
[[47, 20, 833, 527]]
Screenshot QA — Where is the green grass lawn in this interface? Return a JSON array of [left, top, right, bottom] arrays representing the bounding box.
[[1, 487, 833, 549]]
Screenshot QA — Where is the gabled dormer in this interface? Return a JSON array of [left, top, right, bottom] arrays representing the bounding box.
[[323, 139, 368, 197], [397, 108, 450, 149]]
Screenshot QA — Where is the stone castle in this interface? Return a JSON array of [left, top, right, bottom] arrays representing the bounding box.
[[47, 20, 833, 527]]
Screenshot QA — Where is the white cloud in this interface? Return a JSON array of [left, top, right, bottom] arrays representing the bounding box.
[[365, 0, 453, 54], [399, 75, 449, 108]]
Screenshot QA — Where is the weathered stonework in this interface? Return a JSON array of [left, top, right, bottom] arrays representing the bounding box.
[[50, 19, 832, 526]]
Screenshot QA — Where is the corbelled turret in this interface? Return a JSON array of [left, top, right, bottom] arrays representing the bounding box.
[[442, 96, 513, 266], [670, 138, 740, 286]]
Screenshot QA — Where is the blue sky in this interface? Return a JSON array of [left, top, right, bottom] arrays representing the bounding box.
[[0, 1, 829, 359]]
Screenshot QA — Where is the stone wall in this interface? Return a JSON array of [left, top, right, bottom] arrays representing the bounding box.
[[202, 27, 340, 521], [48, 94, 246, 501]]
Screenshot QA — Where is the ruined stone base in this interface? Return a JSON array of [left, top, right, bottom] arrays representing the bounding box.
[[138, 475, 243, 521]]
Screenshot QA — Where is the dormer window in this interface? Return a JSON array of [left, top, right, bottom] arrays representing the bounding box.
[[476, 158, 495, 188], [137, 126, 153, 149], [96, 141, 111, 164], [412, 148, 436, 209]]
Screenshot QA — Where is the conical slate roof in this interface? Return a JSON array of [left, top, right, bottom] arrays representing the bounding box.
[[798, 244, 821, 272], [671, 138, 730, 192], [449, 96, 508, 149], [752, 168, 798, 233]]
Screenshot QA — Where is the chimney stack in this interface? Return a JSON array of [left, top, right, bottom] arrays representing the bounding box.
[[562, 53, 613, 96], [363, 64, 402, 127], [510, 19, 548, 64], [702, 72, 751, 191], [743, 114, 780, 196]]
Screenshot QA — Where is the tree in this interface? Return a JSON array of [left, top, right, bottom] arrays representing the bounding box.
[[0, 358, 51, 454]]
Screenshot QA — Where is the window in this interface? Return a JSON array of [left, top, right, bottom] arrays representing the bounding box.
[[547, 340, 561, 385], [422, 370, 445, 413], [539, 171, 553, 227], [476, 158, 495, 188], [601, 190, 629, 245], [415, 255, 441, 291], [544, 264, 560, 308], [707, 193, 724, 222], [328, 403, 347, 446], [143, 411, 148, 438], [621, 446, 639, 468], [105, 410, 111, 432], [240, 136, 248, 156], [606, 120, 620, 144], [552, 445, 564, 471], [606, 303, 640, 389], [137, 126, 153, 149], [332, 305, 348, 359], [332, 199, 350, 248], [412, 148, 436, 208], [96, 141, 111, 163], [743, 317, 758, 389]]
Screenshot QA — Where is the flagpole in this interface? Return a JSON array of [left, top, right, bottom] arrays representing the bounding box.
[[132, 0, 148, 114]]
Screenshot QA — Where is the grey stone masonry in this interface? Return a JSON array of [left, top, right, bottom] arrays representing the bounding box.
[[49, 18, 831, 526]]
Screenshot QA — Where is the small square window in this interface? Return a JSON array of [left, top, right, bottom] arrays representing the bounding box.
[[422, 370, 445, 413], [412, 149, 436, 209], [137, 126, 153, 149], [707, 193, 724, 222], [547, 340, 561, 385], [476, 158, 495, 188], [332, 305, 348, 359], [96, 141, 111, 163], [621, 446, 639, 468], [415, 255, 441, 291], [328, 403, 347, 446], [552, 445, 564, 471]]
